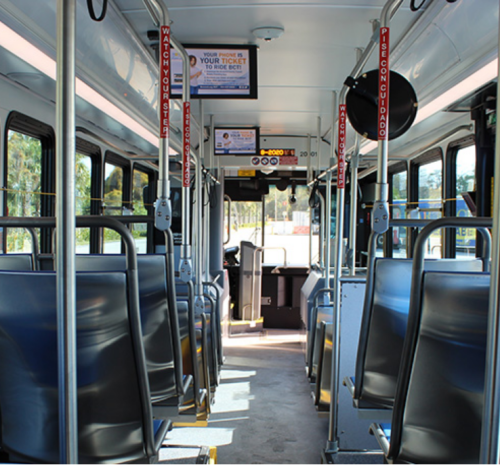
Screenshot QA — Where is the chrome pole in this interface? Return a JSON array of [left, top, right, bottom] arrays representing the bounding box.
[[171, 37, 193, 283], [348, 48, 363, 276], [308, 134, 313, 266], [326, 3, 403, 453], [324, 91, 336, 306], [56, 0, 77, 462], [317, 116, 322, 172], [348, 149, 359, 275], [480, 3, 500, 461], [318, 191, 325, 270], [142, 0, 172, 231], [194, 101, 205, 314], [204, 116, 211, 281], [372, 0, 404, 235]]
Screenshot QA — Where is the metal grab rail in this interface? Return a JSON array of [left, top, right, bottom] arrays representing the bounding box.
[[389, 217, 492, 460], [224, 195, 232, 246], [0, 215, 156, 460], [307, 287, 335, 378]]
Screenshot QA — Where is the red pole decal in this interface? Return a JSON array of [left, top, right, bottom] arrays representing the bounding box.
[[337, 104, 347, 189], [378, 27, 390, 141], [183, 102, 191, 187], [160, 26, 170, 139]]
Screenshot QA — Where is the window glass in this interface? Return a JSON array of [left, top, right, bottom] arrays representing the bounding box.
[[418, 159, 443, 258], [455, 145, 476, 258], [103, 162, 124, 252], [225, 200, 263, 250], [263, 185, 316, 265], [392, 171, 407, 258], [75, 153, 92, 253], [6, 130, 42, 252], [131, 169, 149, 253]]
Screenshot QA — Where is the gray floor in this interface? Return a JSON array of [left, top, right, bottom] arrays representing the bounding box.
[[163, 330, 383, 464], [164, 330, 330, 464]]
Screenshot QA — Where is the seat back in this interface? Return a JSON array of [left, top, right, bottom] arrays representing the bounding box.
[[76, 254, 177, 403], [391, 271, 489, 463], [0, 253, 33, 271], [0, 270, 152, 463], [356, 258, 482, 408]]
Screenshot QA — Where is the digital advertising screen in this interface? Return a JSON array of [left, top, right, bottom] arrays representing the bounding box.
[[170, 44, 258, 99], [214, 128, 260, 155]]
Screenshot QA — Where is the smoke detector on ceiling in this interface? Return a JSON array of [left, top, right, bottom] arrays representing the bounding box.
[[252, 26, 284, 42]]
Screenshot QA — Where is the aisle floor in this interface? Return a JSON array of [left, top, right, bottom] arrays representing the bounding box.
[[164, 330, 329, 464]]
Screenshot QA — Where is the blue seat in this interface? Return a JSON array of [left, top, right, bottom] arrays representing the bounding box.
[[0, 253, 33, 271], [372, 271, 490, 463], [0, 270, 167, 463], [354, 258, 483, 410], [76, 254, 182, 407]]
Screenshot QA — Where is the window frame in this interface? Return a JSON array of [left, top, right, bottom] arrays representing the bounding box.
[[409, 148, 444, 257], [4, 112, 55, 253], [445, 135, 476, 258], [76, 137, 102, 253]]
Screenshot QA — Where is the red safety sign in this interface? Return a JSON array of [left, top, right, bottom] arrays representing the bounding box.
[[160, 26, 170, 139], [337, 104, 347, 189], [378, 27, 390, 141], [183, 102, 191, 187], [278, 156, 298, 166]]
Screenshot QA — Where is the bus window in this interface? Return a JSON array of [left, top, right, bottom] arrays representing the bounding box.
[[103, 161, 124, 252], [263, 185, 314, 265], [455, 145, 476, 258], [392, 170, 407, 258], [225, 200, 263, 251], [75, 153, 92, 253], [418, 159, 443, 258], [6, 130, 42, 252], [131, 168, 150, 253]]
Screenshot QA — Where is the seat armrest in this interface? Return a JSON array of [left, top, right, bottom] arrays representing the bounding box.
[[182, 374, 193, 396], [343, 376, 355, 399], [153, 419, 171, 452], [369, 423, 391, 456]]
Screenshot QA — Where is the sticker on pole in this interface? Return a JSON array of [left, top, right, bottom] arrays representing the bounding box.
[[160, 26, 170, 139], [378, 27, 390, 141], [337, 104, 347, 189], [183, 102, 191, 187]]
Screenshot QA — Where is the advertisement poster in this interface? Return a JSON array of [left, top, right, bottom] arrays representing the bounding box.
[[214, 129, 257, 155], [171, 47, 252, 97]]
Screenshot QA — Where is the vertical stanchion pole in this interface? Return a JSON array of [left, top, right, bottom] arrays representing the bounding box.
[[194, 101, 205, 313], [155, 13, 172, 230], [480, 3, 500, 461], [56, 0, 78, 462], [326, 95, 344, 455], [170, 37, 193, 283], [372, 0, 403, 234], [318, 192, 325, 270], [324, 92, 337, 303]]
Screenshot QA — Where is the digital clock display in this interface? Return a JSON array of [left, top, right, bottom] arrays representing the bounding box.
[[259, 148, 295, 156]]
